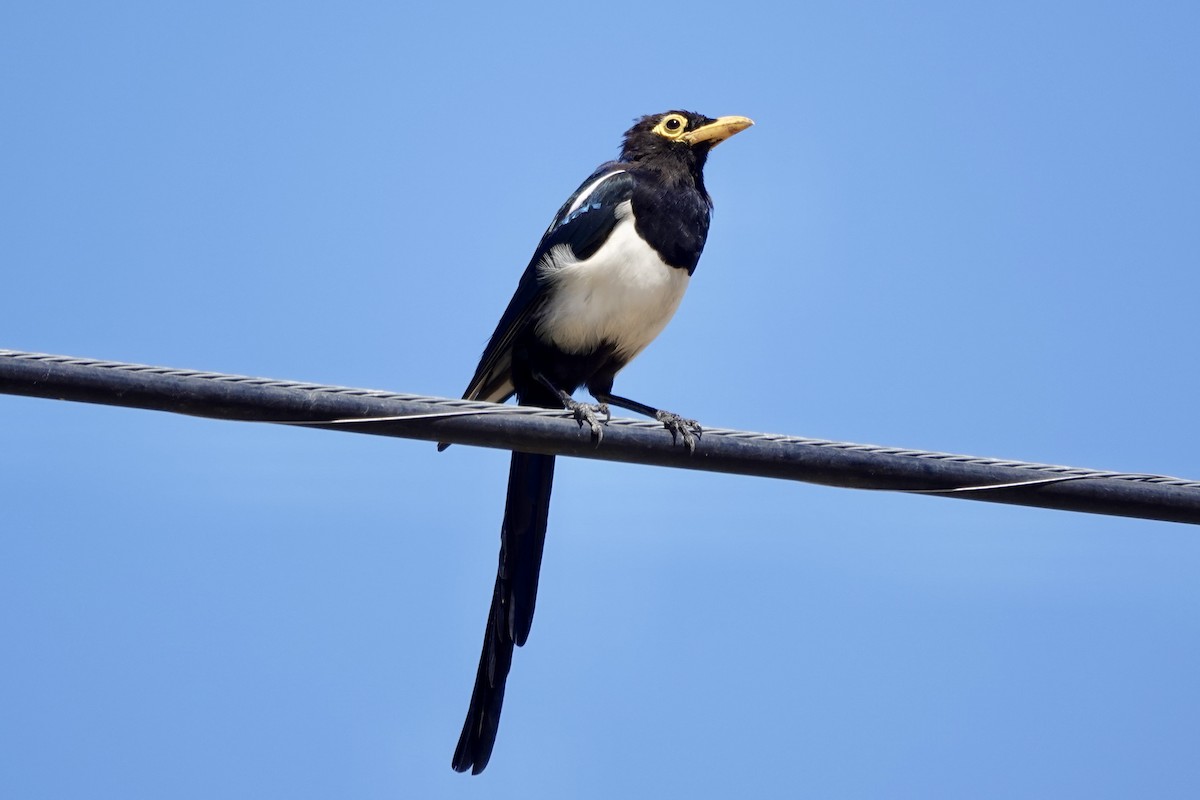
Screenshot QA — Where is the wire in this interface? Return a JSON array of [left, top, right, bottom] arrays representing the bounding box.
[[2, 348, 1198, 524]]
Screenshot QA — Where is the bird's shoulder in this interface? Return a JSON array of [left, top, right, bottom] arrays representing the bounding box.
[[534, 161, 638, 262]]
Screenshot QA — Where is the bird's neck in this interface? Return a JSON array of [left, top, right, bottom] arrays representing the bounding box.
[[632, 151, 709, 199]]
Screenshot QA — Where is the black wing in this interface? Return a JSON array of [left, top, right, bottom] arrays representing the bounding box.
[[460, 165, 637, 403]]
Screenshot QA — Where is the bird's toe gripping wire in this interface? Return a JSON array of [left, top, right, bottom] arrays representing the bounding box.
[[654, 409, 702, 453], [559, 391, 610, 443], [533, 372, 611, 443]]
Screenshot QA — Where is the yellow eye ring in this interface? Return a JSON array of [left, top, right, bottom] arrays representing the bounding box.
[[652, 114, 689, 139]]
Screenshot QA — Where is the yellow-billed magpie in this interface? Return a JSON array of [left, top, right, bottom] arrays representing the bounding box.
[[450, 110, 753, 774]]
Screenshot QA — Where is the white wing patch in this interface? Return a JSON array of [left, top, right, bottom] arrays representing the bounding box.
[[535, 201, 690, 360], [562, 170, 627, 219]]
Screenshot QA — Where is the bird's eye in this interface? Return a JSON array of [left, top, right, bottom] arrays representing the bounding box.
[[653, 114, 690, 139]]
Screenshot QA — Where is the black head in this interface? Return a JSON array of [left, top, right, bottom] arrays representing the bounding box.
[[620, 110, 754, 170]]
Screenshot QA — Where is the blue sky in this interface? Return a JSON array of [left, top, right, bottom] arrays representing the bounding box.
[[3, 2, 1199, 797]]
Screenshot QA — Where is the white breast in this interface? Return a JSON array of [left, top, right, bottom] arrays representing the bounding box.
[[534, 201, 690, 360]]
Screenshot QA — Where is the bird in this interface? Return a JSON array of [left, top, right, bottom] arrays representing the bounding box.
[[448, 110, 753, 774]]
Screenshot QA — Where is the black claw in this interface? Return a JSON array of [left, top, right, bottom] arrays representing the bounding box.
[[562, 397, 608, 444], [655, 411, 702, 453]]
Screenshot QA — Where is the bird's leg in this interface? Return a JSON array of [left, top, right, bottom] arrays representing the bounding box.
[[593, 392, 702, 452], [534, 372, 610, 442]]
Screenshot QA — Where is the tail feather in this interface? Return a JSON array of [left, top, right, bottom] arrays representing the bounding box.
[[452, 451, 555, 774]]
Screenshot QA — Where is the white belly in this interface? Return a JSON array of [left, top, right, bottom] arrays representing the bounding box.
[[534, 205, 690, 360]]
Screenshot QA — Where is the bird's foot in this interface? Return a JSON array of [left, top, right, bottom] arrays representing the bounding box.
[[655, 410, 702, 452], [562, 396, 610, 443]]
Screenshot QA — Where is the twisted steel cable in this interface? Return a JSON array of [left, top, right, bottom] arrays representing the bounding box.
[[2, 348, 1198, 523]]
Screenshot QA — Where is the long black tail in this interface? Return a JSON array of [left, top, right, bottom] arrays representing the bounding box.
[[452, 450, 556, 774]]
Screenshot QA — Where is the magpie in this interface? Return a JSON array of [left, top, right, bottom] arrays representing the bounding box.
[[449, 110, 753, 774]]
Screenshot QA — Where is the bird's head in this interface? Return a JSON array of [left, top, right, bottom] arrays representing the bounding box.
[[620, 110, 754, 170]]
